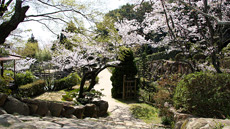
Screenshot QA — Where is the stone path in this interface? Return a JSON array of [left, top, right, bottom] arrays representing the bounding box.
[[0, 114, 165, 129], [94, 69, 162, 128]]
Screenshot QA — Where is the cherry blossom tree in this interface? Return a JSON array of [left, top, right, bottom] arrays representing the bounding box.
[[115, 0, 230, 73], [51, 22, 120, 99]]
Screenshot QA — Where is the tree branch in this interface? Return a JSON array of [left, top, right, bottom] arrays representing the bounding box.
[[0, 0, 13, 17], [0, 0, 29, 44], [177, 0, 230, 25]]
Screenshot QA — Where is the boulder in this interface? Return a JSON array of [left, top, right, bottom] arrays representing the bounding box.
[[20, 98, 38, 104], [73, 105, 85, 119], [28, 104, 38, 115], [0, 93, 7, 107], [61, 105, 75, 118], [3, 96, 29, 115], [0, 108, 7, 115], [48, 102, 63, 117], [92, 100, 108, 117], [36, 100, 49, 116], [179, 118, 230, 129], [84, 104, 97, 118]]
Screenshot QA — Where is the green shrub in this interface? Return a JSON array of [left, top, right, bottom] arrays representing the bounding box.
[[110, 47, 137, 98], [138, 80, 156, 103], [53, 72, 81, 91], [35, 49, 52, 62], [130, 103, 160, 124], [161, 116, 173, 125], [0, 76, 12, 94], [19, 80, 46, 97], [174, 72, 230, 118], [3, 70, 14, 77], [15, 71, 35, 86], [0, 47, 9, 56]]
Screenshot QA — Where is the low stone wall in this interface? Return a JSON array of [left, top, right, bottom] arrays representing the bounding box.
[[0, 93, 108, 118], [166, 105, 230, 129]]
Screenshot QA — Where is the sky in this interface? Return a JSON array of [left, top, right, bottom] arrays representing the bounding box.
[[14, 0, 133, 49]]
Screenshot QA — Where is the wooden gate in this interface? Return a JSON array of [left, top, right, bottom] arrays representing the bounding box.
[[122, 75, 137, 99]]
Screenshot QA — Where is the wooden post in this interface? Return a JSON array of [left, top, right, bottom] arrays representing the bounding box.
[[134, 78, 137, 98], [14, 60, 16, 80], [1, 61, 3, 77], [123, 75, 126, 99]]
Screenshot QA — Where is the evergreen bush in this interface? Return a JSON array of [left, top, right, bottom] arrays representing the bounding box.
[[53, 72, 81, 91], [15, 71, 35, 86], [110, 47, 137, 98], [19, 80, 46, 97], [173, 72, 230, 118]]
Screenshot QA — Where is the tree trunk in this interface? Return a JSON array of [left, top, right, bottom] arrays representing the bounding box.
[[78, 74, 87, 98], [87, 75, 96, 92], [0, 0, 29, 44], [212, 53, 222, 73]]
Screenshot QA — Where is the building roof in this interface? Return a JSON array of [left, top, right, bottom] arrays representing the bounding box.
[[0, 55, 21, 61]]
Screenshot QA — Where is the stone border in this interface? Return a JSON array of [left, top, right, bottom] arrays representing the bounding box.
[[164, 102, 230, 129], [0, 93, 108, 118]]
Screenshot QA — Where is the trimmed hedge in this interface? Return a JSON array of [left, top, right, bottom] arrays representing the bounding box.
[[53, 72, 81, 91], [173, 72, 230, 118], [19, 80, 46, 97]]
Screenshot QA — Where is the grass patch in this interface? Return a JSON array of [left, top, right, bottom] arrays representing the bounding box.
[[130, 103, 161, 124]]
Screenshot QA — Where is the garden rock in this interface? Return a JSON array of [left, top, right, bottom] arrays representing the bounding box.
[[73, 105, 85, 119], [48, 102, 63, 117], [0, 108, 7, 115], [181, 118, 230, 129], [0, 93, 7, 107], [84, 104, 97, 118], [28, 104, 38, 115], [3, 96, 29, 115], [36, 100, 49, 116], [93, 100, 108, 117], [61, 105, 75, 118]]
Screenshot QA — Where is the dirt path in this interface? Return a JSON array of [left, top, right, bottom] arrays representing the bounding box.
[[94, 69, 129, 112]]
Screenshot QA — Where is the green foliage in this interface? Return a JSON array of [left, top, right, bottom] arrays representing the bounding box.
[[3, 70, 14, 77], [21, 42, 39, 58], [174, 72, 230, 118], [35, 49, 52, 62], [161, 116, 173, 125], [62, 88, 104, 104], [147, 50, 180, 61], [110, 47, 137, 98], [19, 80, 46, 97], [15, 71, 35, 86], [138, 79, 156, 103], [0, 76, 12, 94], [130, 103, 160, 124], [62, 88, 80, 101], [106, 2, 152, 23], [95, 76, 99, 84], [0, 47, 9, 56], [78, 89, 104, 104], [53, 72, 81, 91]]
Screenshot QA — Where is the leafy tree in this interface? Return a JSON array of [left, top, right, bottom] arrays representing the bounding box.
[[0, 0, 95, 45], [21, 34, 39, 58]]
